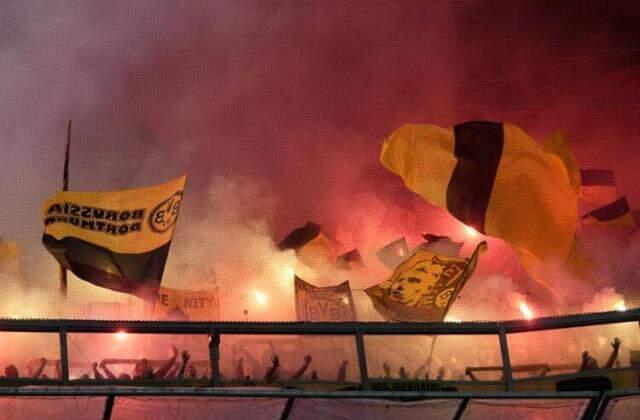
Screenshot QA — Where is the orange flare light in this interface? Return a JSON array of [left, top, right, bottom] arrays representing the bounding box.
[[463, 225, 478, 238], [614, 300, 627, 312], [518, 302, 534, 320], [116, 331, 127, 341], [255, 290, 268, 306]]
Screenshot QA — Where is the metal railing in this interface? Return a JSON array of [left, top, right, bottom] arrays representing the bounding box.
[[0, 308, 637, 419]]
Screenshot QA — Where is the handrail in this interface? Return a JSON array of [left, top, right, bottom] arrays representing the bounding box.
[[0, 307, 637, 406], [0, 307, 636, 334]]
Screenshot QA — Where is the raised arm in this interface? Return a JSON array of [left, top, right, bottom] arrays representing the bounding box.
[[604, 338, 622, 369], [92, 362, 103, 380], [414, 361, 428, 380], [288, 355, 312, 381], [382, 362, 392, 379], [31, 358, 47, 378], [579, 350, 590, 372], [154, 345, 179, 379], [177, 351, 191, 380], [235, 357, 245, 380], [99, 361, 117, 380], [263, 355, 280, 382], [337, 360, 348, 382], [164, 362, 180, 380]]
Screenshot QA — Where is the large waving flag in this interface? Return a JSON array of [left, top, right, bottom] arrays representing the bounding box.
[[380, 121, 593, 292], [42, 176, 186, 300], [366, 242, 486, 322]]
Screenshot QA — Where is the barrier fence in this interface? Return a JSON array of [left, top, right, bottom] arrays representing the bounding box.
[[0, 308, 638, 419]]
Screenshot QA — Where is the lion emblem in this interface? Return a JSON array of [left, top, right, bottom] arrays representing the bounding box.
[[385, 254, 465, 308]]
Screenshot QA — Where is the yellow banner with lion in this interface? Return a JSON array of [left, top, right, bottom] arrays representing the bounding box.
[[366, 242, 486, 322]]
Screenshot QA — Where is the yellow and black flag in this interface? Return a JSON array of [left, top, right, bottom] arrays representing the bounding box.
[[42, 175, 186, 300], [380, 121, 590, 292], [366, 242, 486, 322], [580, 169, 617, 206], [582, 196, 636, 228], [278, 221, 337, 268]]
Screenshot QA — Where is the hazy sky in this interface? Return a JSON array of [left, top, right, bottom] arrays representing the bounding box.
[[1, 1, 640, 316]]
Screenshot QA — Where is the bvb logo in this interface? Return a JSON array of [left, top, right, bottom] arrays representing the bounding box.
[[149, 191, 183, 233], [435, 287, 454, 308]]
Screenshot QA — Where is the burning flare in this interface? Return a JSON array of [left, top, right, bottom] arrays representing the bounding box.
[[255, 290, 268, 306], [518, 301, 534, 320], [463, 225, 478, 238], [614, 300, 627, 312]]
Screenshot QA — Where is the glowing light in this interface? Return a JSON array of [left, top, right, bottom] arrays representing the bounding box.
[[255, 290, 267, 306], [446, 317, 462, 323], [518, 302, 534, 320], [463, 225, 478, 237], [283, 266, 295, 280], [340, 296, 350, 305], [116, 331, 127, 341], [614, 300, 627, 312]]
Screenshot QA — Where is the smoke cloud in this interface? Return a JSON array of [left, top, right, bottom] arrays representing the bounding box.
[[1, 1, 640, 320]]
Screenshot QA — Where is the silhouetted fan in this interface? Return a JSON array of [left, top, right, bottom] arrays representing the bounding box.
[[556, 376, 612, 392], [278, 222, 322, 250]]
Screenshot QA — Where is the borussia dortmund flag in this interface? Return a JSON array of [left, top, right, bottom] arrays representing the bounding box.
[[380, 121, 592, 292], [295, 276, 356, 322], [366, 242, 486, 322], [582, 196, 636, 228], [42, 175, 186, 300]]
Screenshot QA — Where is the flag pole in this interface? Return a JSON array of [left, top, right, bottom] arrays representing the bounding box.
[[59, 120, 71, 298]]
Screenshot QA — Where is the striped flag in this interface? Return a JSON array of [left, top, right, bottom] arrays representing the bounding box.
[[582, 196, 636, 228], [42, 175, 186, 300], [580, 169, 617, 206], [279, 222, 336, 267], [380, 121, 595, 292]]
